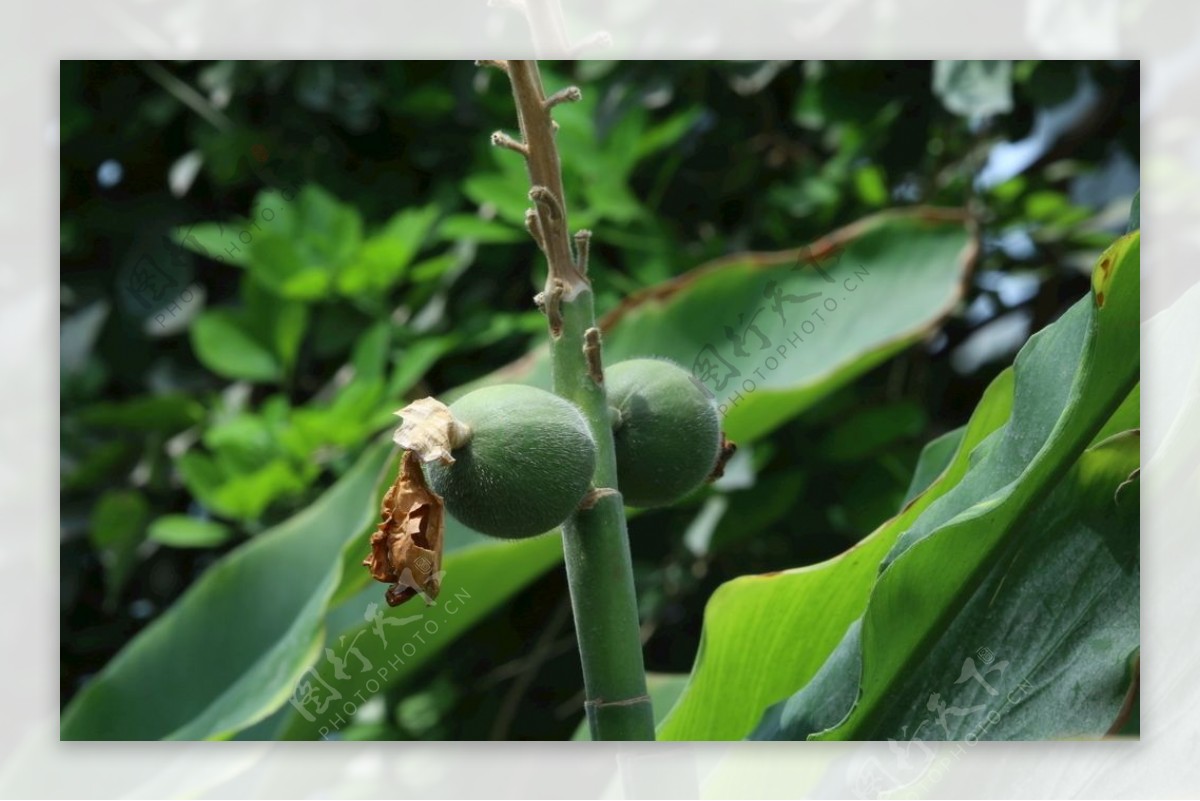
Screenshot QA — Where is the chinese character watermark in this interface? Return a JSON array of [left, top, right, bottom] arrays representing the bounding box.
[[850, 646, 1034, 798], [690, 244, 871, 414], [287, 576, 474, 739], [119, 145, 301, 328]]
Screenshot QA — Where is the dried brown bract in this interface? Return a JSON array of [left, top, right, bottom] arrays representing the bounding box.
[[392, 397, 472, 465], [363, 450, 445, 606]]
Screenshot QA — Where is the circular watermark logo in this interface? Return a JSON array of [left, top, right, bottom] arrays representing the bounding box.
[[115, 225, 198, 331]]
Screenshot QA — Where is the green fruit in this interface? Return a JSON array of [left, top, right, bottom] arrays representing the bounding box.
[[607, 358, 721, 507], [426, 384, 596, 539]]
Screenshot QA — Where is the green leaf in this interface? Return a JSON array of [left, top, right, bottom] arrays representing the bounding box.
[[62, 440, 135, 492], [1091, 383, 1139, 447], [755, 432, 1139, 741], [89, 490, 150, 607], [760, 232, 1139, 741], [335, 206, 439, 297], [657, 368, 1016, 740], [179, 449, 312, 522], [989, 176, 1027, 204], [174, 222, 251, 268], [902, 426, 966, 505], [291, 185, 364, 266], [244, 186, 364, 301], [272, 303, 308, 370], [1127, 189, 1140, 232], [408, 252, 461, 284], [1024, 190, 1090, 226], [190, 309, 281, 382], [246, 233, 333, 300], [386, 337, 458, 399], [289, 380, 387, 451], [61, 439, 394, 740], [244, 278, 309, 371], [203, 414, 277, 470], [187, 279, 307, 385], [75, 395, 203, 433], [350, 321, 391, 382], [853, 164, 888, 206], [436, 214, 526, 244], [148, 515, 233, 549], [634, 108, 703, 161]]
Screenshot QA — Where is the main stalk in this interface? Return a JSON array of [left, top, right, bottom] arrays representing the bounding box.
[[494, 59, 654, 740]]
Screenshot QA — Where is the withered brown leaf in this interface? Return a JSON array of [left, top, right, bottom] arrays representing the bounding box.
[[362, 449, 445, 606]]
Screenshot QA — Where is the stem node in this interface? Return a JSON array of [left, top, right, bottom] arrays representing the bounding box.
[[579, 487, 619, 510]]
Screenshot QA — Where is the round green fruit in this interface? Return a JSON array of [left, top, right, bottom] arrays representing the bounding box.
[[607, 358, 721, 507], [426, 384, 596, 539]]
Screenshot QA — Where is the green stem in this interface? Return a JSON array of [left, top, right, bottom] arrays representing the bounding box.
[[499, 59, 655, 741], [553, 290, 654, 740]]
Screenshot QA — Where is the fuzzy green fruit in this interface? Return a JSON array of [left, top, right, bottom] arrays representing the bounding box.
[[426, 384, 596, 539], [607, 358, 721, 507]]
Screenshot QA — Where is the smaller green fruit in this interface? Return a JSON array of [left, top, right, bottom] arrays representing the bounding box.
[[607, 358, 721, 507], [425, 384, 596, 539]]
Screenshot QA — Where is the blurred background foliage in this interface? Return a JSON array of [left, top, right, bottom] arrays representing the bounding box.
[[60, 60, 1138, 739]]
